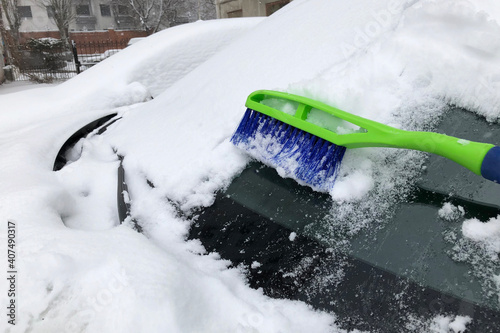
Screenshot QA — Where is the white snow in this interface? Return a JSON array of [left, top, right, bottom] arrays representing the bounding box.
[[429, 315, 472, 333], [438, 202, 465, 221], [330, 159, 374, 202], [251, 261, 262, 269], [462, 215, 500, 255], [2, 0, 500, 332], [0, 81, 59, 95]]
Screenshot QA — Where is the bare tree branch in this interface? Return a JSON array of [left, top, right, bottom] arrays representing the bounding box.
[[36, 0, 76, 46], [112, 0, 180, 32], [1, 0, 21, 44]]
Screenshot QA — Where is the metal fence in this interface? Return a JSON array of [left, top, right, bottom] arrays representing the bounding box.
[[74, 40, 128, 73], [6, 40, 128, 82]]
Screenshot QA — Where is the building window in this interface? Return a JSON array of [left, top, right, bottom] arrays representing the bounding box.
[[266, 0, 290, 16], [17, 6, 33, 18], [117, 5, 129, 16], [46, 6, 55, 19], [100, 4, 111, 17], [76, 5, 91, 16], [227, 9, 242, 18]]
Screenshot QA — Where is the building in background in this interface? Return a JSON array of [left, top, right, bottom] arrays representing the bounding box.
[[0, 0, 216, 81], [215, 0, 290, 18], [11, 0, 139, 34], [2, 0, 216, 44]]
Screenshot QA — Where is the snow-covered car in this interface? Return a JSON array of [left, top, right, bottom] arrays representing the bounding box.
[[2, 1, 500, 332], [79, 49, 133, 70], [127, 37, 146, 47]]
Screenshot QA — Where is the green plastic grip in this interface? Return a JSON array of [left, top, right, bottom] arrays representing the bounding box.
[[246, 90, 495, 176]]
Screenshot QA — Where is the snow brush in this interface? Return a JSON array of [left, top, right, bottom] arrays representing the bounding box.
[[230, 90, 500, 191]]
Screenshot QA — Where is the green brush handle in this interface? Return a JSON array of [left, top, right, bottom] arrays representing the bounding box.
[[246, 90, 499, 182]]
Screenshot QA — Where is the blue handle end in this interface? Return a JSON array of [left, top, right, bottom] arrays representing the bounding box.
[[481, 146, 500, 183]]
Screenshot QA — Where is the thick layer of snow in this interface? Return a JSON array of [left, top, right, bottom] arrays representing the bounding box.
[[0, 81, 57, 95], [0, 16, 338, 333], [106, 0, 500, 210], [2, 0, 500, 332], [63, 17, 263, 98]]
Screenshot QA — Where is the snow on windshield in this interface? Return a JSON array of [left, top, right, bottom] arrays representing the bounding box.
[[1, 0, 500, 332]]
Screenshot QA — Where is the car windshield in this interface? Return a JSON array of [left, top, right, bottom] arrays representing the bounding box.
[[189, 107, 500, 331]]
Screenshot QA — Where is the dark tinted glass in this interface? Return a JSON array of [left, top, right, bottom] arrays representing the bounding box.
[[100, 4, 111, 17], [46, 6, 55, 19], [18, 6, 33, 18], [76, 5, 90, 16]]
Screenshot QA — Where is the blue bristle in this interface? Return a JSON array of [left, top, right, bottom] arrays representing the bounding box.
[[231, 108, 346, 191]]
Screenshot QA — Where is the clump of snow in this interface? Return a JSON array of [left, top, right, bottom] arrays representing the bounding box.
[[289, 232, 297, 241], [251, 261, 262, 269], [462, 215, 500, 255], [438, 202, 465, 221], [330, 157, 374, 202], [405, 313, 472, 333], [448, 316, 472, 333], [429, 315, 472, 333]]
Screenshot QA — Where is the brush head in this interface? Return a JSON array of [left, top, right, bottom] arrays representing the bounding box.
[[231, 108, 346, 192]]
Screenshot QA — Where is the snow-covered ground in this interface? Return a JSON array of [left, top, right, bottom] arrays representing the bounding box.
[[1, 0, 500, 332], [0, 81, 60, 95]]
